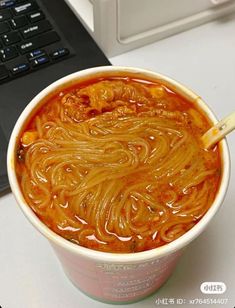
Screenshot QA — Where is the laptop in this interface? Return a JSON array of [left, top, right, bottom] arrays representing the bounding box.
[[0, 0, 110, 193]]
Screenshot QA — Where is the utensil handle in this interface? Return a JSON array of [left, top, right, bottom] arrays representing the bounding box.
[[201, 111, 235, 149]]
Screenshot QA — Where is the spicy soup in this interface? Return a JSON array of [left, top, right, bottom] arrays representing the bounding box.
[[16, 76, 221, 253]]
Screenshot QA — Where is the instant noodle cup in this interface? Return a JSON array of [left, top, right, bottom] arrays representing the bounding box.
[[7, 66, 230, 304]]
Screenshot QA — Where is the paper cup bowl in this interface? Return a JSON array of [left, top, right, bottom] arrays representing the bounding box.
[[7, 66, 230, 304]]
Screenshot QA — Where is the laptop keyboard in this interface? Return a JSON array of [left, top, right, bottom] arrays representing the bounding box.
[[0, 0, 70, 83]]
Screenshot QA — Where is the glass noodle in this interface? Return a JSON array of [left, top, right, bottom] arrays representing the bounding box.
[[16, 77, 221, 253]]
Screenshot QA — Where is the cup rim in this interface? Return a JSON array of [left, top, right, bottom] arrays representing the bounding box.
[[7, 66, 230, 263]]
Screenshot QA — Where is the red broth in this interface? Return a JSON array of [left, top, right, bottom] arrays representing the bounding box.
[[16, 77, 221, 253]]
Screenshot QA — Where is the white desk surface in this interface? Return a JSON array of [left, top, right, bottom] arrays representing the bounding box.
[[1, 13, 235, 308]]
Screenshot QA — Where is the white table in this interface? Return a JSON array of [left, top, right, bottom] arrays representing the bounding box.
[[1, 13, 235, 308]]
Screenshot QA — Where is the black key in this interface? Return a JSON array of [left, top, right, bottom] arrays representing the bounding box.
[[28, 10, 44, 23], [0, 64, 9, 80], [0, 21, 10, 34], [2, 30, 21, 44], [0, 0, 16, 9], [11, 62, 29, 74], [27, 48, 44, 60], [0, 45, 18, 61], [21, 20, 52, 39], [0, 9, 11, 21], [18, 31, 60, 54], [31, 54, 49, 67], [50, 47, 69, 60], [10, 15, 28, 28], [13, 1, 39, 15]]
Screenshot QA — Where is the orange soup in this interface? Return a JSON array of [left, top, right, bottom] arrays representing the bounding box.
[[16, 76, 221, 253]]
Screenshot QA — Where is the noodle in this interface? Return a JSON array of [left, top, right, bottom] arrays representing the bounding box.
[[16, 77, 221, 253]]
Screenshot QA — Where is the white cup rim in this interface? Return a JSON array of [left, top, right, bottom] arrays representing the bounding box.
[[7, 66, 230, 263]]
